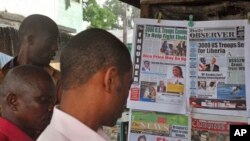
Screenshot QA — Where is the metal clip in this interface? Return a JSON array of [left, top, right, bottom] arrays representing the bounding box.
[[188, 14, 194, 27], [155, 11, 162, 23]]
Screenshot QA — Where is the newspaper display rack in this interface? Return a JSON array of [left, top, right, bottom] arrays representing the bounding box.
[[127, 18, 250, 141]]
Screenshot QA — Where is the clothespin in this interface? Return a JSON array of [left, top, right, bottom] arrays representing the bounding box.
[[188, 14, 194, 27], [247, 12, 250, 24], [155, 11, 162, 23]]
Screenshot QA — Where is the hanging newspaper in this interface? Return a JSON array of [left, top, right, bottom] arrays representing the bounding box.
[[188, 20, 250, 116], [129, 110, 189, 141], [127, 18, 188, 114], [191, 113, 248, 141]]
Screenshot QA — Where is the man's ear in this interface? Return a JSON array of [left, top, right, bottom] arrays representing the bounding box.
[[6, 93, 18, 111], [104, 66, 118, 93]]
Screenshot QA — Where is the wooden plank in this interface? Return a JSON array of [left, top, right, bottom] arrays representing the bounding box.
[[140, 0, 249, 5], [142, 1, 250, 20], [140, 4, 150, 18]]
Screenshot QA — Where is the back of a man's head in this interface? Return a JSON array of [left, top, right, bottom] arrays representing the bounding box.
[[17, 14, 59, 66], [60, 28, 132, 90], [18, 14, 58, 43]]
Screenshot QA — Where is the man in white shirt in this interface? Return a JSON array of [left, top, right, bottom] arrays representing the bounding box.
[[38, 28, 133, 141]]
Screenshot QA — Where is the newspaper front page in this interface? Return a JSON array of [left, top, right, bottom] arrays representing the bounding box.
[[128, 18, 188, 114], [188, 20, 250, 116], [191, 113, 248, 141], [129, 110, 189, 141]]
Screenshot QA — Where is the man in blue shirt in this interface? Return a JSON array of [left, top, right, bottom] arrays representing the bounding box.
[[0, 52, 13, 68]]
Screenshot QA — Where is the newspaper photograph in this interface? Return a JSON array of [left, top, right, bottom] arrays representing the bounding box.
[[188, 20, 250, 116], [129, 110, 189, 141], [191, 113, 248, 141], [127, 18, 188, 114]]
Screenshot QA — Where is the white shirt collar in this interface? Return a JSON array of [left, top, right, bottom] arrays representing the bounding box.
[[51, 106, 108, 141]]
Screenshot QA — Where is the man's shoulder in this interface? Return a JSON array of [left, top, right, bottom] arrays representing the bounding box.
[[0, 117, 33, 141], [0, 133, 8, 141], [37, 125, 68, 141]]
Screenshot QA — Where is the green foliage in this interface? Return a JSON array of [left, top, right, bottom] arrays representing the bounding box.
[[82, 0, 116, 29], [103, 0, 123, 29], [104, 0, 123, 15], [82, 0, 140, 29], [104, 0, 140, 29]]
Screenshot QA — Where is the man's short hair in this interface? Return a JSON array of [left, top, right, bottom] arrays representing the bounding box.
[[60, 28, 132, 90], [0, 65, 55, 100], [18, 14, 58, 43]]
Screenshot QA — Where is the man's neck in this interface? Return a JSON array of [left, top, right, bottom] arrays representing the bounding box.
[[60, 91, 103, 132], [17, 50, 29, 65]]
